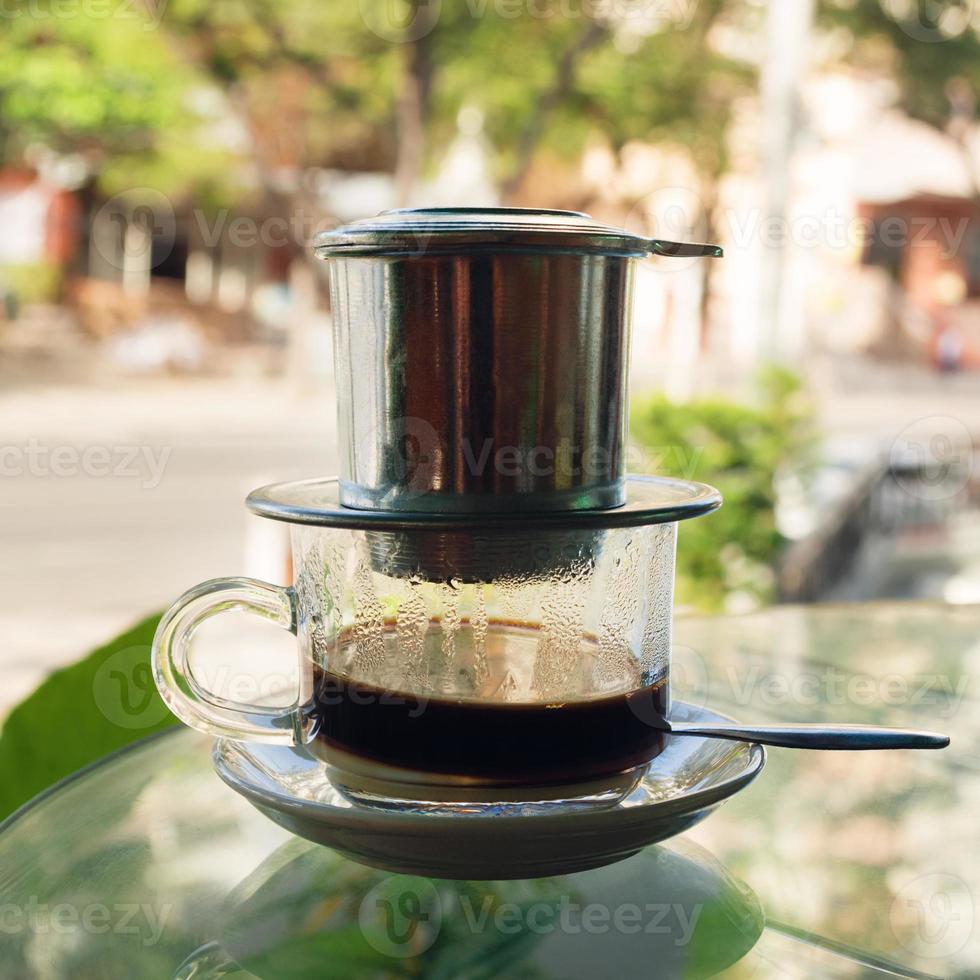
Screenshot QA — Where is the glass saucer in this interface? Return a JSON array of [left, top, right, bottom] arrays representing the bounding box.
[[212, 701, 765, 879]]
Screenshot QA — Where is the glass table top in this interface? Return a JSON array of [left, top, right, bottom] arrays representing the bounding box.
[[0, 601, 976, 979]]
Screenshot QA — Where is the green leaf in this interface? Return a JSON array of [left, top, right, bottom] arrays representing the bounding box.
[[0, 613, 179, 821]]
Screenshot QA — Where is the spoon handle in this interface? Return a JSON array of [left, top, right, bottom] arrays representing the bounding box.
[[668, 722, 950, 751]]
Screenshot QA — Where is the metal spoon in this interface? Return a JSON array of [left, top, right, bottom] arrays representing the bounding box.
[[665, 722, 950, 751]]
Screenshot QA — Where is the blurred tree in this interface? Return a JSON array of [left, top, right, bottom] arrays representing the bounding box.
[[0, 0, 758, 334], [819, 0, 980, 197], [8, 2, 978, 304], [155, 1, 751, 202], [0, 4, 238, 198], [151, 0, 752, 342], [160, 1, 398, 184]]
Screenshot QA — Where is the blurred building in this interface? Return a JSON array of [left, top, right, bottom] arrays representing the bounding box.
[[0, 169, 79, 265]]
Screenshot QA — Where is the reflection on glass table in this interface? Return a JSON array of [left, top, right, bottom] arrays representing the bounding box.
[[0, 602, 975, 978]]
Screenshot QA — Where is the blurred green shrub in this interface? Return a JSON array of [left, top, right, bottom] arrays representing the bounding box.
[[1, 261, 62, 306], [631, 366, 815, 612]]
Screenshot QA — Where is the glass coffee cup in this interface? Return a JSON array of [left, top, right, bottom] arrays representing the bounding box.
[[152, 476, 720, 808]]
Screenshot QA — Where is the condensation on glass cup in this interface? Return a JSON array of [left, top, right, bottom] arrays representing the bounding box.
[[292, 519, 677, 708]]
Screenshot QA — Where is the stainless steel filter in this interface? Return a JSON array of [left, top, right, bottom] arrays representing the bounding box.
[[314, 208, 721, 516]]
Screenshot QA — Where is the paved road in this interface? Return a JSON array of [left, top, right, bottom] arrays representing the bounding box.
[[1, 374, 337, 716]]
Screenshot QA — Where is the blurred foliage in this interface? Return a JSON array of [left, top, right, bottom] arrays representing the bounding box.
[[427, 0, 750, 185], [0, 613, 175, 821], [0, 0, 755, 207], [161, 0, 399, 176], [159, 0, 751, 173], [0, 11, 178, 152], [0, 261, 61, 304], [1, 0, 978, 209], [632, 367, 816, 612], [0, 1, 243, 197], [819, 0, 980, 135]]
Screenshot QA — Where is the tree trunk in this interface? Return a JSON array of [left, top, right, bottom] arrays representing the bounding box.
[[698, 180, 721, 354], [394, 2, 437, 207], [501, 20, 608, 202]]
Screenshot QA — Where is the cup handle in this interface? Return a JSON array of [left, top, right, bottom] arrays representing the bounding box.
[[152, 576, 311, 745]]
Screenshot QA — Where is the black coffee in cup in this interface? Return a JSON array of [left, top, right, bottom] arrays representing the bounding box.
[[308, 620, 669, 785]]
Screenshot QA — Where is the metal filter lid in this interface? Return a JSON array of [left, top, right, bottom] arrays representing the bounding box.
[[313, 207, 722, 259]]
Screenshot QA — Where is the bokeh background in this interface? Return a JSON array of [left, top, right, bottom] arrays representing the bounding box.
[[1, 7, 980, 977], [3, 0, 979, 718]]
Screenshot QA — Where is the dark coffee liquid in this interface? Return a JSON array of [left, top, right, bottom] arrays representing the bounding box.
[[308, 621, 669, 784]]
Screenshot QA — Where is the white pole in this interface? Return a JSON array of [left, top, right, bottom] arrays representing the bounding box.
[[758, 0, 815, 362]]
